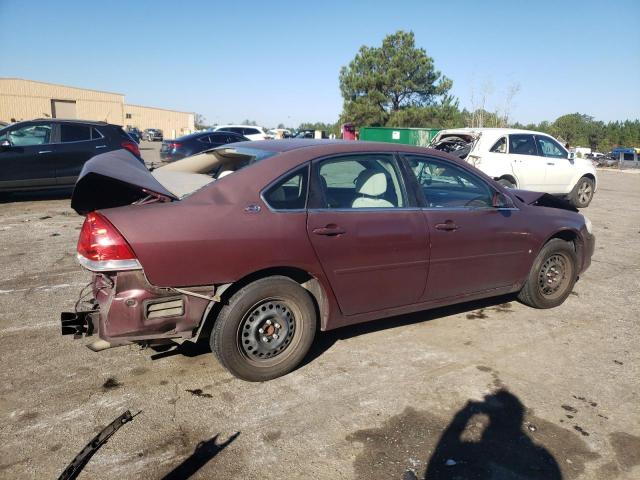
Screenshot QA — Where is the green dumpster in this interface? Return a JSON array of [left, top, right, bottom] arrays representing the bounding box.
[[359, 127, 440, 146]]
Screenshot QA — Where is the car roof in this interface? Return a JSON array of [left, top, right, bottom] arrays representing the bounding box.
[[29, 118, 113, 126], [437, 127, 554, 137], [215, 125, 264, 129]]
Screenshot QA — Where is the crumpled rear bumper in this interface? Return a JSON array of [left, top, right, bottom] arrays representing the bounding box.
[[60, 270, 211, 347]]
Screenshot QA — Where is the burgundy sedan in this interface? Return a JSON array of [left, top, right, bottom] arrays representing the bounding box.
[[61, 140, 594, 381]]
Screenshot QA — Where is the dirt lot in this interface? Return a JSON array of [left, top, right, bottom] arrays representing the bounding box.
[[0, 159, 639, 479]]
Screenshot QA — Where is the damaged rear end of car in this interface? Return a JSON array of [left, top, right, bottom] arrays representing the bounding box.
[[61, 149, 222, 351]]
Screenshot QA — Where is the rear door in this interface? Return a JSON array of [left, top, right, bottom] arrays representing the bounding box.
[[534, 135, 574, 193], [54, 123, 104, 185], [508, 134, 546, 190], [306, 153, 429, 316], [402, 154, 532, 301], [0, 122, 57, 189]]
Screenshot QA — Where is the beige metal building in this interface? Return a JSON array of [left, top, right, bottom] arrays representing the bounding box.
[[0, 78, 194, 139]]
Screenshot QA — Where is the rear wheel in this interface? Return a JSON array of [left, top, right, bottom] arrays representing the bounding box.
[[518, 239, 578, 309], [210, 276, 316, 381], [569, 176, 595, 208]]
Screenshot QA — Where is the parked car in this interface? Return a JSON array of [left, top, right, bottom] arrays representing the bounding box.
[[143, 128, 163, 141], [160, 131, 248, 161], [211, 125, 268, 141], [0, 119, 141, 193], [429, 128, 598, 208], [62, 140, 594, 381], [126, 127, 142, 143]]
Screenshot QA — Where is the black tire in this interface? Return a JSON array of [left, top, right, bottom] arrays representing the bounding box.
[[497, 177, 516, 189], [569, 176, 595, 208], [210, 276, 317, 381], [518, 239, 578, 309]]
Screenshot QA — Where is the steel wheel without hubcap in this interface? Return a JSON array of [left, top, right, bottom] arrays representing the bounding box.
[[239, 299, 296, 361], [517, 238, 578, 309], [537, 253, 570, 300]]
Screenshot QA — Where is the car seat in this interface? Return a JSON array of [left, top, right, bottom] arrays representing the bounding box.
[[351, 170, 394, 208]]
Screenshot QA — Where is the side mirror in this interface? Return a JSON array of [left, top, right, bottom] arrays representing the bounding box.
[[492, 191, 515, 208], [567, 151, 575, 161], [0, 139, 11, 150]]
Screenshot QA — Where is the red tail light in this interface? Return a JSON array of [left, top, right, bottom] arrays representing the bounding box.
[[77, 212, 141, 271], [169, 142, 182, 149], [121, 140, 141, 157]]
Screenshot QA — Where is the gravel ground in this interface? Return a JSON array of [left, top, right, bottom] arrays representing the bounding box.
[[0, 167, 638, 479]]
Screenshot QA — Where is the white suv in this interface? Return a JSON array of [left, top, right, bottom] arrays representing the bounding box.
[[212, 125, 268, 141], [430, 128, 598, 208]]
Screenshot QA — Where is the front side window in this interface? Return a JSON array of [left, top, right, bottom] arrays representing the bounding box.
[[263, 167, 308, 210], [536, 136, 567, 158], [61, 124, 91, 142], [4, 123, 52, 146], [316, 154, 405, 209], [509, 134, 537, 156], [404, 155, 493, 208], [490, 137, 507, 153]]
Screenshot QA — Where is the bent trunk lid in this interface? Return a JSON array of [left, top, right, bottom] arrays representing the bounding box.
[[72, 149, 178, 214]]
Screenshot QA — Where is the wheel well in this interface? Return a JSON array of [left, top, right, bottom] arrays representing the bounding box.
[[496, 175, 517, 186], [582, 173, 596, 189], [197, 267, 326, 341], [546, 230, 582, 258]]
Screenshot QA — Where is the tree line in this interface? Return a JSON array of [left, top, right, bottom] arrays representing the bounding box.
[[329, 30, 639, 151]]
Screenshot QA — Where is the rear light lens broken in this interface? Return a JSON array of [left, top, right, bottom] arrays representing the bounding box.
[[77, 212, 141, 271]]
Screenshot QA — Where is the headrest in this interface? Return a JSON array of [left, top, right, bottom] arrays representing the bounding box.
[[356, 171, 387, 196]]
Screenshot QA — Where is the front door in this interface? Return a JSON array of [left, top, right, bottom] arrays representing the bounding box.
[[535, 135, 575, 193], [306, 153, 429, 316], [508, 133, 546, 190], [402, 154, 532, 301], [0, 122, 57, 189]]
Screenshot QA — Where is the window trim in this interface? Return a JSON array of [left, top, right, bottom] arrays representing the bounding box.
[[307, 152, 411, 211], [260, 164, 310, 213]]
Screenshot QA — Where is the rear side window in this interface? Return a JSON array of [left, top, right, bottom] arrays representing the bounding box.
[[263, 167, 308, 210], [61, 124, 91, 142], [490, 137, 507, 153], [210, 133, 230, 144], [197, 135, 212, 144], [243, 128, 260, 135], [509, 134, 537, 156], [536, 136, 567, 158], [92, 128, 103, 139], [316, 154, 405, 209]]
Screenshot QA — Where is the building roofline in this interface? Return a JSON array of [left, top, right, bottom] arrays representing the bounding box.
[[125, 103, 194, 115], [0, 77, 125, 97]]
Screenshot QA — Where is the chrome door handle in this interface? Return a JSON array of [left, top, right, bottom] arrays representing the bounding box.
[[38, 150, 52, 154], [546, 162, 555, 165], [96, 145, 107, 149]]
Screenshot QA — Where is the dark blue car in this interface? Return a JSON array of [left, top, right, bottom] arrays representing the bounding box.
[[160, 131, 248, 161]]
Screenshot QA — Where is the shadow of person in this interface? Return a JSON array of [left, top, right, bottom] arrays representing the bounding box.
[[162, 432, 240, 480], [424, 390, 561, 479]]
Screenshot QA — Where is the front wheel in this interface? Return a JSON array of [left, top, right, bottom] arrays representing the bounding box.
[[211, 276, 317, 381], [518, 239, 578, 309], [569, 176, 595, 208]]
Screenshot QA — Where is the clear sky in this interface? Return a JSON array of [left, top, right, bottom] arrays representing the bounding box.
[[1, 0, 638, 127]]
